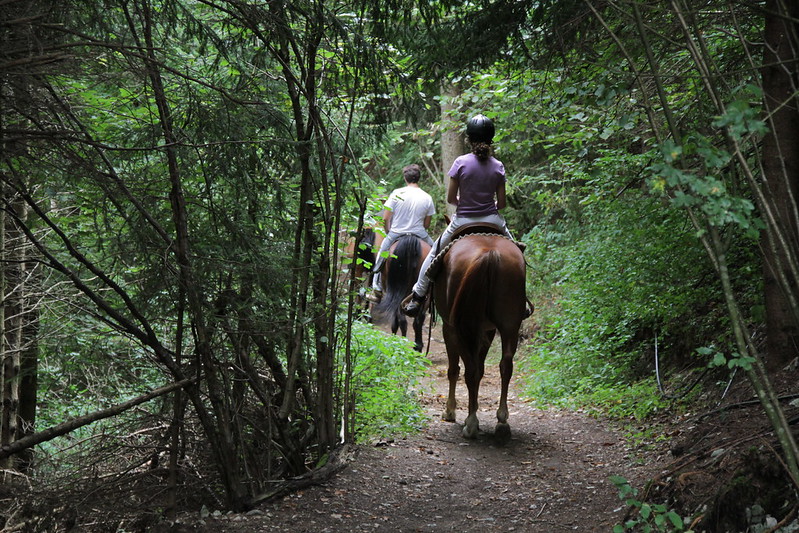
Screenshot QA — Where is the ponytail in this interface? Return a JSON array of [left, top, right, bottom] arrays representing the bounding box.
[[471, 141, 493, 161]]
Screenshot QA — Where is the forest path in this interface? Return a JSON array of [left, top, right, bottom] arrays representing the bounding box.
[[194, 323, 668, 532]]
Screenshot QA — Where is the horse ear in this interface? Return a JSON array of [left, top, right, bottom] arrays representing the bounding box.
[[443, 214, 452, 225]]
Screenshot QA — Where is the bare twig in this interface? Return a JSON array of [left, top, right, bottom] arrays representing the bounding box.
[[0, 378, 195, 460]]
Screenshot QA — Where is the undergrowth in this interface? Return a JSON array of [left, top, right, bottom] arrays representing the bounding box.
[[516, 192, 757, 423], [517, 340, 670, 420], [347, 320, 431, 441]]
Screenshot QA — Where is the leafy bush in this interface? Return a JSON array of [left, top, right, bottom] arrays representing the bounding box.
[[611, 476, 691, 532], [518, 193, 737, 419], [347, 321, 431, 441]]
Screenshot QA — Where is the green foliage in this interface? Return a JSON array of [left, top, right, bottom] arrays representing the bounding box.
[[520, 346, 668, 421], [11, 0, 440, 502], [481, 51, 762, 423], [348, 321, 431, 440], [701, 346, 756, 372], [519, 192, 722, 418], [649, 132, 759, 235], [6, 0, 780, 512], [589, 381, 666, 421], [611, 476, 692, 533], [713, 84, 768, 142]]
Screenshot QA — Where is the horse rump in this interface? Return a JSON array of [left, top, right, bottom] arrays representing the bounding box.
[[449, 249, 500, 333], [372, 235, 421, 323]]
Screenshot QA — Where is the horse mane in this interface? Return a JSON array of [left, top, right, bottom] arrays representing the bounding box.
[[360, 228, 376, 247]]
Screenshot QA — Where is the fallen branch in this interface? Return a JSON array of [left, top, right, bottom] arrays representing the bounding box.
[[697, 393, 799, 421], [0, 377, 196, 460], [765, 503, 798, 533], [249, 444, 356, 507]]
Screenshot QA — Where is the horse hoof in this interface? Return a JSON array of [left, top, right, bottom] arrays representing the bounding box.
[[442, 411, 456, 422], [495, 422, 511, 442], [462, 424, 479, 439]]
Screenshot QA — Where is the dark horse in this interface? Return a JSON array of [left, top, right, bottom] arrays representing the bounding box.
[[372, 234, 431, 351], [432, 231, 527, 440], [353, 228, 377, 285], [340, 228, 377, 313]]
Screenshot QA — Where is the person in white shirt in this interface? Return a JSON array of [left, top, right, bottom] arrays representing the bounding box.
[[368, 164, 435, 302]]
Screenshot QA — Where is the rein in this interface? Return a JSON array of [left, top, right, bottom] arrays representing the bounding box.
[[424, 285, 437, 355]]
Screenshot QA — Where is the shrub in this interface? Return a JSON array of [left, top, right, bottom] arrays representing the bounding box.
[[348, 321, 431, 441]]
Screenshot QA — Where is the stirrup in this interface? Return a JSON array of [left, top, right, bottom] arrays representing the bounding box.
[[524, 298, 534, 319], [402, 292, 426, 317]]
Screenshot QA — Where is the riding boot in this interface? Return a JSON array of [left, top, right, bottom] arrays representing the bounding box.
[[367, 273, 383, 303], [402, 292, 426, 317]]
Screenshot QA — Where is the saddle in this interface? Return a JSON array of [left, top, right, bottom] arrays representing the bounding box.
[[425, 222, 534, 320], [426, 223, 508, 280], [450, 222, 505, 240], [451, 223, 526, 253]]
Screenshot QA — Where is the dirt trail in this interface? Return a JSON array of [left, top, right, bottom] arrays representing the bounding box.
[[192, 326, 668, 532]]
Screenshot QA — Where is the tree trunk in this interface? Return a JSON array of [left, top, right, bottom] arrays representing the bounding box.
[[0, 5, 39, 466], [0, 206, 9, 470], [17, 275, 38, 473], [136, 1, 247, 510], [760, 0, 799, 372], [3, 197, 33, 472], [440, 81, 463, 218]]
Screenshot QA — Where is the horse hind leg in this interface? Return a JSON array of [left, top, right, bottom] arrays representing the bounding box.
[[462, 361, 484, 439], [390, 309, 407, 337], [462, 330, 493, 439], [444, 361, 458, 422], [412, 312, 425, 352], [442, 324, 459, 422], [495, 328, 520, 442], [392, 306, 407, 338]]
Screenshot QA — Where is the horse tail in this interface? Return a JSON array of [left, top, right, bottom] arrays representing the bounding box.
[[374, 235, 421, 318], [451, 249, 500, 341]]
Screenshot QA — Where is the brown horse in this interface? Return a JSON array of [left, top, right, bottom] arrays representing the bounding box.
[[433, 232, 527, 440], [373, 235, 431, 351], [339, 227, 381, 313]]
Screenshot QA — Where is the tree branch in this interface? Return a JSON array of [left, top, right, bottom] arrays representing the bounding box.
[[0, 377, 195, 460]]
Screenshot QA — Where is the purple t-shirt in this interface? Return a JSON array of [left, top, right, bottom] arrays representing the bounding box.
[[447, 153, 506, 217]]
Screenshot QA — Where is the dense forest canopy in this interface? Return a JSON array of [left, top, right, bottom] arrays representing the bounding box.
[[1, 0, 798, 528]]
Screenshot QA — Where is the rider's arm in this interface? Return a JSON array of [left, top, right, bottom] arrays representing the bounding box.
[[446, 177, 459, 207], [423, 215, 432, 229], [382, 209, 393, 232], [496, 182, 507, 210]]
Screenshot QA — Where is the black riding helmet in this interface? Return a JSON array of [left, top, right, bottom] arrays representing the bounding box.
[[465, 114, 495, 144]]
